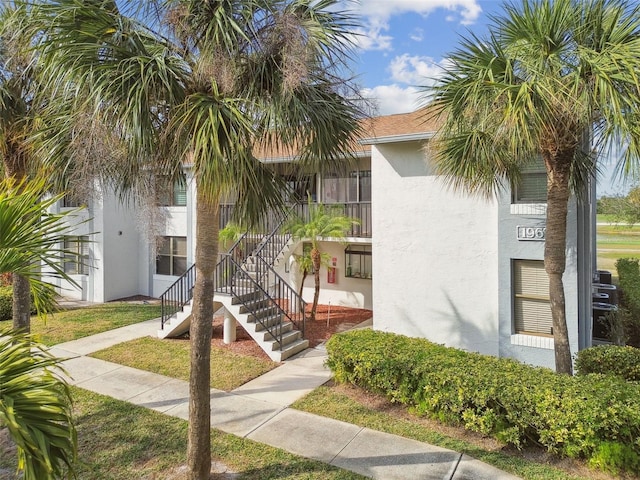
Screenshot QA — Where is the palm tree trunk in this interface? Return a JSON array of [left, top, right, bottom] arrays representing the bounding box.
[[545, 161, 572, 375], [298, 270, 307, 313], [5, 160, 31, 333], [12, 274, 31, 331], [311, 248, 321, 322], [187, 187, 219, 480]]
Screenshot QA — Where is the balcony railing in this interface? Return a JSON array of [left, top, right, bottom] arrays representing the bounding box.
[[219, 202, 372, 238]]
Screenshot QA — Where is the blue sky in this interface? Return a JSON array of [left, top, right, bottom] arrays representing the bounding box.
[[346, 0, 503, 115], [344, 0, 626, 195]]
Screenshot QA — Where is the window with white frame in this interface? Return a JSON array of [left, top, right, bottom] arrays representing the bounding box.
[[63, 236, 89, 275], [322, 170, 371, 203], [513, 159, 547, 204], [513, 259, 553, 336], [156, 236, 187, 276], [345, 244, 372, 279], [158, 176, 187, 207]]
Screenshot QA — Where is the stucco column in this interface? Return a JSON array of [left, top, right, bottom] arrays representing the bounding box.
[[223, 308, 236, 344]]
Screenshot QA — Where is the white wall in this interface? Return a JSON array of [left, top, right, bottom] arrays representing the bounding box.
[[371, 141, 501, 356], [286, 240, 372, 310], [104, 198, 142, 301]]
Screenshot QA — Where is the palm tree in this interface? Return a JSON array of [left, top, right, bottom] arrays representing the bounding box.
[[428, 0, 640, 374], [27, 1, 364, 477], [0, 3, 41, 331], [0, 178, 88, 315], [0, 179, 80, 479], [286, 201, 358, 322]]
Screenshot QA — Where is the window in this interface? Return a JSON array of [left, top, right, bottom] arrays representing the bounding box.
[[62, 195, 82, 208], [158, 176, 187, 207], [513, 260, 552, 336], [64, 236, 89, 275], [156, 236, 187, 276], [284, 175, 316, 202], [322, 170, 371, 203], [345, 244, 372, 279], [513, 159, 546, 204]]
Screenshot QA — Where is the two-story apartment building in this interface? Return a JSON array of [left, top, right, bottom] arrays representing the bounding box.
[[48, 108, 596, 369]]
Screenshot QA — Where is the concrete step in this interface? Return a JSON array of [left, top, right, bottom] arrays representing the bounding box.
[[231, 289, 261, 305], [248, 305, 280, 322], [276, 338, 310, 361], [265, 329, 303, 351], [238, 296, 271, 314], [252, 313, 283, 331], [258, 321, 293, 341]]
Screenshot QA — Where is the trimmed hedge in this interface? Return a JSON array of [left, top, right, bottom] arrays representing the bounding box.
[[616, 258, 640, 316], [326, 329, 640, 474], [615, 258, 640, 346], [575, 345, 640, 382], [0, 286, 11, 321]]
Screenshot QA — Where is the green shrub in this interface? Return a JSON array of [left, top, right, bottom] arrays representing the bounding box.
[[575, 345, 640, 381], [326, 329, 640, 474], [0, 286, 11, 321], [615, 258, 640, 345]]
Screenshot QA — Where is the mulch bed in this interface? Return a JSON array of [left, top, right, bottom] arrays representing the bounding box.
[[210, 304, 372, 359], [116, 295, 372, 361]]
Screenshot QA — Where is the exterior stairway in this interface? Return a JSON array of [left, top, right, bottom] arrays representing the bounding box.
[[158, 226, 308, 362]]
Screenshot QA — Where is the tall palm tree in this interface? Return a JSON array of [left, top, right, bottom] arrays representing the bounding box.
[[0, 3, 41, 331], [286, 201, 358, 321], [27, 1, 364, 477], [428, 0, 640, 374]]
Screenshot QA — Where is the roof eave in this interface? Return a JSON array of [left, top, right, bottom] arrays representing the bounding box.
[[259, 149, 371, 164], [359, 132, 435, 145]]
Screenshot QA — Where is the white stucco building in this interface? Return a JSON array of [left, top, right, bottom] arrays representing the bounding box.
[[51, 108, 596, 368]]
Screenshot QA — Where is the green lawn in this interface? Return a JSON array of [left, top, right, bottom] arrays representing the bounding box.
[[31, 302, 162, 346], [597, 222, 640, 276], [0, 387, 366, 480], [90, 336, 277, 391]]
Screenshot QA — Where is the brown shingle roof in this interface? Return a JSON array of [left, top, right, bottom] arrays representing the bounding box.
[[360, 106, 441, 142], [255, 106, 440, 161]]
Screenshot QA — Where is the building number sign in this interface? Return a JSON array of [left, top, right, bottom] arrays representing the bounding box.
[[517, 226, 546, 241]]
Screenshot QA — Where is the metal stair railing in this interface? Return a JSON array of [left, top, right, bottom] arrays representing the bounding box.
[[159, 209, 302, 340], [251, 212, 292, 270], [213, 253, 307, 348], [160, 263, 196, 329], [160, 232, 249, 330]]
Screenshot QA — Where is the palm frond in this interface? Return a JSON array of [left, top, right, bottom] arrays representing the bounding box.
[[0, 178, 91, 314], [428, 0, 640, 196], [0, 328, 76, 480]]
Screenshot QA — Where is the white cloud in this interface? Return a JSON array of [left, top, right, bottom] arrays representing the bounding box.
[[352, 0, 482, 25], [409, 28, 424, 42], [361, 84, 423, 115], [349, 0, 482, 51], [351, 22, 393, 51], [388, 54, 448, 86]]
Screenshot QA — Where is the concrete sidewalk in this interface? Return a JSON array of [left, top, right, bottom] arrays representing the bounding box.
[[49, 319, 520, 480]]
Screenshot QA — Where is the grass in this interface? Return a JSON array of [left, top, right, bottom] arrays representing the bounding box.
[[0, 387, 366, 479], [90, 336, 277, 391], [597, 222, 640, 276], [30, 303, 162, 346], [292, 386, 606, 480]]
